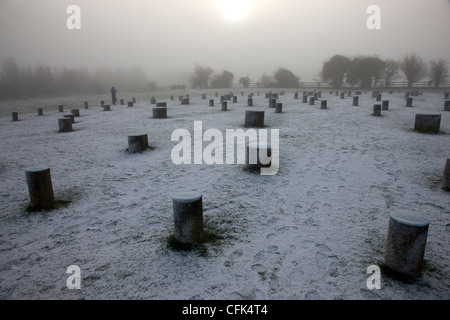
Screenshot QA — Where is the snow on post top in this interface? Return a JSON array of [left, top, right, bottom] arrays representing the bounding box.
[[390, 210, 430, 227]]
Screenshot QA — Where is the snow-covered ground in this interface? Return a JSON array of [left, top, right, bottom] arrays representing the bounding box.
[[0, 89, 449, 300]]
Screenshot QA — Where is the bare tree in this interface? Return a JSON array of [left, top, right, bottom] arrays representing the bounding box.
[[400, 53, 427, 88], [381, 59, 399, 88], [429, 58, 448, 88], [189, 64, 214, 89]]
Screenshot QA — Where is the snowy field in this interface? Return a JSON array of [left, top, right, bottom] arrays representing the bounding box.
[[0, 88, 449, 300]]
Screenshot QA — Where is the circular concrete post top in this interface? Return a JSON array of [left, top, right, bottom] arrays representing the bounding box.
[[390, 210, 430, 227], [25, 166, 50, 173], [173, 192, 202, 204]]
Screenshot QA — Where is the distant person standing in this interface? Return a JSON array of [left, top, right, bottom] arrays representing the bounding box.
[[111, 86, 117, 105]]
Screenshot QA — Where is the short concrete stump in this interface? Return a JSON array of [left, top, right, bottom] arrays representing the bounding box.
[[173, 192, 203, 244], [181, 98, 190, 105], [12, 112, 19, 121], [84, 101, 89, 109], [221, 101, 228, 111], [444, 100, 450, 111], [58, 118, 73, 132], [406, 97, 413, 107], [245, 110, 265, 128], [275, 103, 282, 113], [128, 134, 149, 153], [103, 105, 111, 111], [414, 114, 441, 133], [382, 100, 389, 111], [58, 105, 64, 112], [153, 107, 167, 119], [269, 98, 276, 108], [209, 99, 214, 107], [442, 158, 450, 191], [127, 102, 133, 107], [120, 99, 125, 105], [309, 97, 315, 105], [71, 109, 80, 117], [37, 108, 44, 116], [25, 166, 55, 210], [353, 96, 359, 106], [246, 145, 272, 172], [248, 98, 253, 106], [63, 114, 75, 123], [385, 211, 430, 278], [372, 104, 381, 116], [321, 100, 327, 109], [156, 102, 167, 108], [150, 97, 156, 104]]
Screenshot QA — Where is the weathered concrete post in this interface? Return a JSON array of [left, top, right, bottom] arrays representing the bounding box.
[[382, 100, 389, 111], [385, 211, 430, 278], [58, 118, 73, 132], [372, 104, 382, 116], [444, 100, 450, 111], [84, 101, 89, 109], [309, 97, 315, 105], [181, 98, 190, 105], [150, 97, 156, 104], [376, 93, 382, 101], [156, 102, 167, 108], [442, 158, 450, 191], [406, 97, 413, 107], [128, 134, 149, 153], [248, 98, 253, 106], [37, 108, 44, 116], [25, 167, 55, 210], [209, 99, 214, 107], [103, 104, 111, 111], [445, 92, 449, 100], [127, 101, 133, 107], [246, 144, 272, 172], [245, 110, 265, 128], [173, 192, 204, 244], [233, 96, 237, 103], [132, 97, 136, 103], [120, 99, 125, 105], [221, 101, 228, 111], [294, 92, 299, 100], [153, 107, 167, 119], [275, 103, 282, 113], [58, 105, 64, 112], [302, 95, 308, 103], [63, 114, 75, 123], [270, 98, 277, 108], [71, 109, 80, 117], [340, 92, 345, 99], [414, 114, 441, 133], [321, 100, 327, 109], [12, 112, 19, 121], [353, 96, 359, 106]]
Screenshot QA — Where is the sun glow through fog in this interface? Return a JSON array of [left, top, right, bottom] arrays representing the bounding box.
[[217, 0, 253, 22]]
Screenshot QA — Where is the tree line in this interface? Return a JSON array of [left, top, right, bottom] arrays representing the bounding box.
[[0, 57, 157, 98], [189, 65, 301, 90], [321, 53, 448, 89]]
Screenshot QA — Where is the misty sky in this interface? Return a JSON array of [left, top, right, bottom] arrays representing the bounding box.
[[0, 0, 449, 85]]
